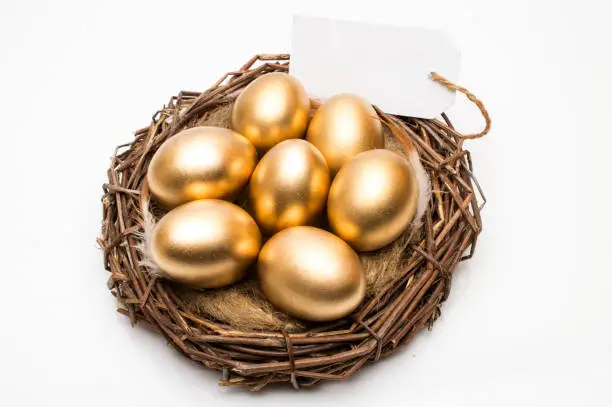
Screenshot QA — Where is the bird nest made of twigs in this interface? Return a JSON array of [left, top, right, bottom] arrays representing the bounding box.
[[99, 54, 490, 391]]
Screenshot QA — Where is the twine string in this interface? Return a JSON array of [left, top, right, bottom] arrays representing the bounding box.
[[430, 72, 491, 140]]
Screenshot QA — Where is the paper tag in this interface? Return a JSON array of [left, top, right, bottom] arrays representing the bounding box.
[[290, 16, 460, 119]]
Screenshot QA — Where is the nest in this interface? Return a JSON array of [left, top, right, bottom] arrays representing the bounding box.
[[99, 54, 490, 390]]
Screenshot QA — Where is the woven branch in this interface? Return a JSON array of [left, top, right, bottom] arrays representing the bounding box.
[[98, 54, 487, 390]]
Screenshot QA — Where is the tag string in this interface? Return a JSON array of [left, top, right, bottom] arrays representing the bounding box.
[[430, 72, 491, 140]]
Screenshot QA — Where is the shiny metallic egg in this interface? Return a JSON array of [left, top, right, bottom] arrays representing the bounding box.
[[231, 73, 310, 152], [258, 226, 366, 321], [249, 139, 330, 235], [150, 199, 261, 288], [306, 93, 383, 176], [327, 149, 419, 251], [147, 126, 256, 208]]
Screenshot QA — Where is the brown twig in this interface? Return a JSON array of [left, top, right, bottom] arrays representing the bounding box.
[[430, 72, 491, 139]]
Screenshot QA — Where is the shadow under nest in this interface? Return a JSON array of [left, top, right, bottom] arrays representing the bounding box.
[[99, 54, 488, 390]]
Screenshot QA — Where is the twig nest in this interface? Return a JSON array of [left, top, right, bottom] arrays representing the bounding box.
[[100, 54, 489, 390]]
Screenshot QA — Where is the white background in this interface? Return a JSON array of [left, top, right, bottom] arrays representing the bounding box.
[[1, 0, 610, 406]]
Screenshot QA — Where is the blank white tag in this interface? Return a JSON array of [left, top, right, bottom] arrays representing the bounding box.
[[290, 16, 460, 119]]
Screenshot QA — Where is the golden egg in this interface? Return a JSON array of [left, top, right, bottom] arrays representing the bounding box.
[[306, 93, 384, 176], [147, 126, 256, 208], [150, 200, 261, 289], [249, 139, 330, 235], [328, 149, 419, 252], [231, 73, 310, 152], [258, 226, 366, 321]]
